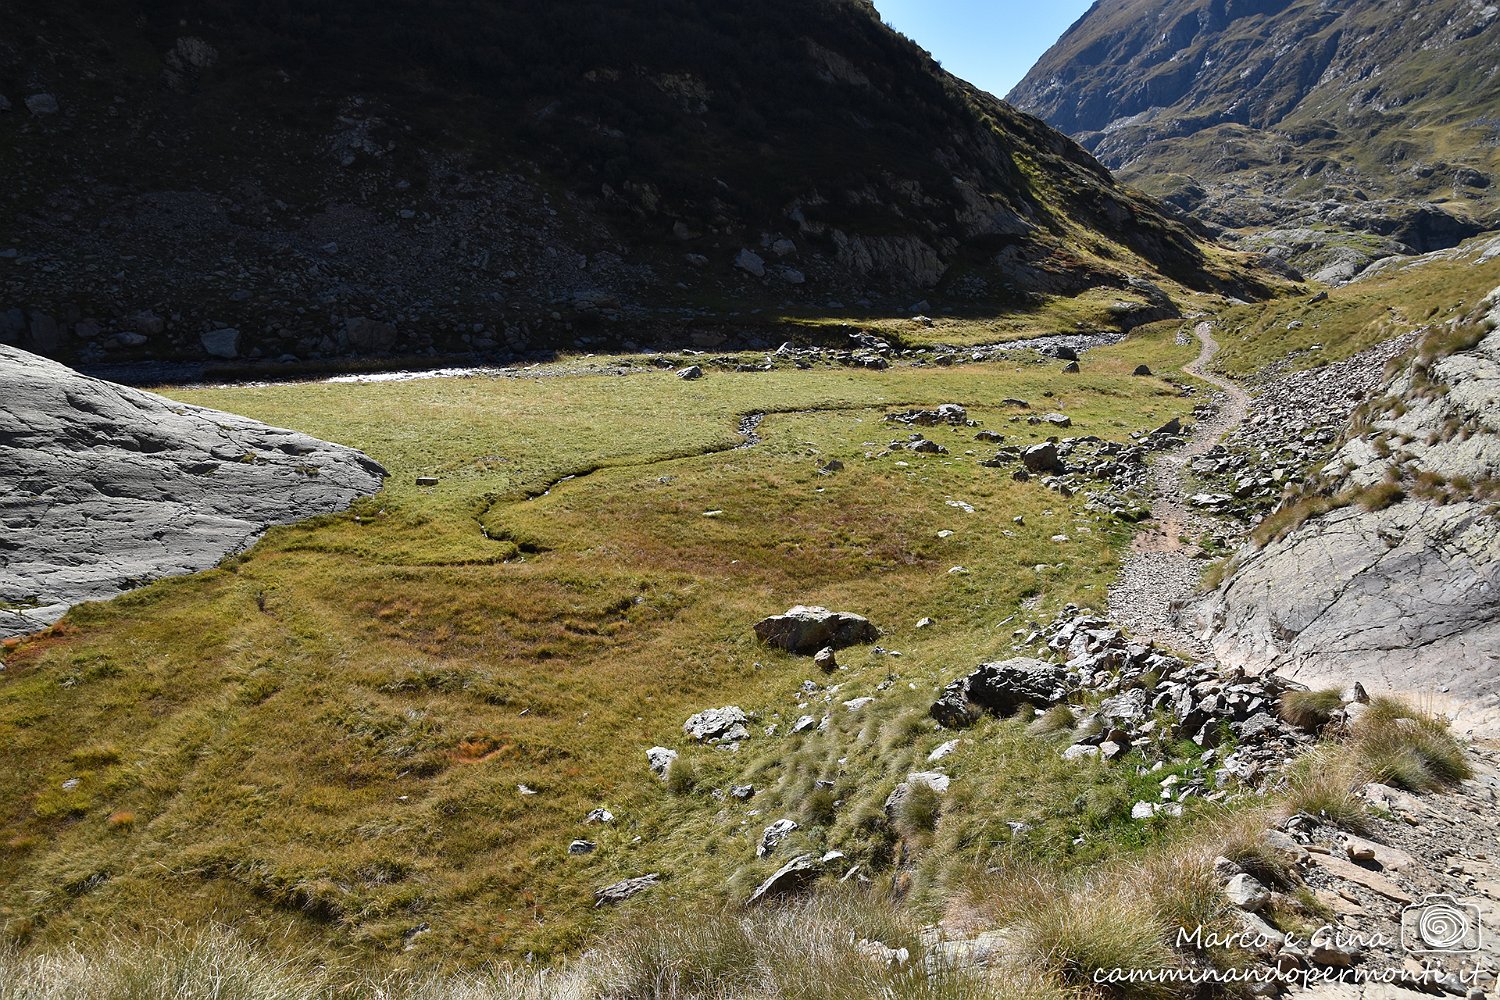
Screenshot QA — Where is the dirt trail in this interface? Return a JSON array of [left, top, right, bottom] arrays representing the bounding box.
[[1108, 322, 1249, 655]]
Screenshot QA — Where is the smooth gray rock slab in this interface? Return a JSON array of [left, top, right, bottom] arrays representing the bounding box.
[[0, 345, 386, 637]]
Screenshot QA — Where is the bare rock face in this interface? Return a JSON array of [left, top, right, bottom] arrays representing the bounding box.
[[1196, 293, 1500, 734], [0, 345, 386, 637]]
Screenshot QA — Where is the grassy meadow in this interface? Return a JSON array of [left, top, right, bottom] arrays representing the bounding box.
[[0, 328, 1214, 965]]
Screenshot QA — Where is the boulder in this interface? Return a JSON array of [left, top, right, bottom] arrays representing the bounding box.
[[1021, 442, 1065, 474], [683, 706, 749, 743], [930, 657, 1070, 728], [735, 248, 767, 277], [24, 93, 59, 116], [677, 365, 703, 380], [0, 346, 387, 639], [200, 327, 241, 359], [753, 606, 880, 653]]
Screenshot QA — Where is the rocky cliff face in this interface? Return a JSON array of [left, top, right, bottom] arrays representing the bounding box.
[[0, 0, 1266, 368], [1009, 0, 1500, 263], [0, 345, 386, 638], [1195, 289, 1500, 734]]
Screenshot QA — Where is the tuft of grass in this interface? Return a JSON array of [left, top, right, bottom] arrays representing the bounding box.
[[1278, 689, 1345, 732], [664, 757, 700, 796], [896, 783, 944, 840], [1210, 809, 1297, 890], [1028, 704, 1078, 737], [1009, 878, 1185, 1000], [1352, 698, 1473, 791], [1283, 750, 1373, 834]]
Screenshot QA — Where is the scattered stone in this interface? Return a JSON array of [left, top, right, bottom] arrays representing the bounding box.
[[1225, 873, 1271, 912], [747, 852, 831, 906], [415, 476, 439, 486], [646, 746, 678, 779], [595, 874, 660, 907], [928, 739, 960, 762], [1062, 360, 1081, 374], [24, 93, 59, 116], [814, 646, 839, 673], [585, 808, 615, 825], [735, 248, 766, 277], [758, 818, 799, 858], [676, 365, 703, 380], [730, 784, 756, 800], [568, 840, 596, 855]]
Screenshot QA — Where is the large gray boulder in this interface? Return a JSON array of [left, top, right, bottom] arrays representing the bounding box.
[[753, 605, 879, 654], [0, 345, 386, 637]]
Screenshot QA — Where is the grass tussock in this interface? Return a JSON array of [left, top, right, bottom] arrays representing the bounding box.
[[1352, 698, 1473, 792], [1283, 749, 1374, 834], [1277, 689, 1345, 732]]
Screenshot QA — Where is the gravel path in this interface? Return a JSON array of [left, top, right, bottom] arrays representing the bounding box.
[[1108, 322, 1249, 655]]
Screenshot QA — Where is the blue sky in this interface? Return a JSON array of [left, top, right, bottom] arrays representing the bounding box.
[[874, 0, 1097, 98]]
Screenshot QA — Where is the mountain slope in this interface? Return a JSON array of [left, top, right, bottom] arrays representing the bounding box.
[[1009, 0, 1500, 269], [0, 0, 1267, 366]]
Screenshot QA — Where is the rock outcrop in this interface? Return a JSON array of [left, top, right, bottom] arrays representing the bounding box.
[[1195, 290, 1500, 734], [0, 345, 386, 637]]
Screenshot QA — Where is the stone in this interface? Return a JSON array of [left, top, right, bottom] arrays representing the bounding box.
[[677, 365, 703, 380], [646, 746, 678, 779], [814, 646, 839, 672], [791, 715, 818, 734], [855, 939, 910, 968], [683, 706, 750, 743], [1132, 364, 1153, 376], [1062, 360, 1081, 374], [1131, 801, 1156, 820], [594, 874, 660, 907], [1225, 873, 1271, 912], [730, 784, 756, 800], [0, 346, 387, 639], [1042, 412, 1072, 428], [753, 606, 880, 653], [200, 327, 241, 359], [1341, 834, 1414, 871], [25, 93, 59, 116], [415, 476, 440, 486], [757, 818, 799, 857], [1307, 853, 1413, 904], [735, 248, 767, 277], [843, 697, 875, 712], [568, 840, 596, 855], [585, 808, 615, 824], [747, 853, 826, 906], [928, 739, 960, 762]]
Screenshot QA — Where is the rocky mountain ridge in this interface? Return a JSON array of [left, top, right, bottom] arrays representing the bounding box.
[[1009, 0, 1500, 270], [0, 0, 1267, 368]]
